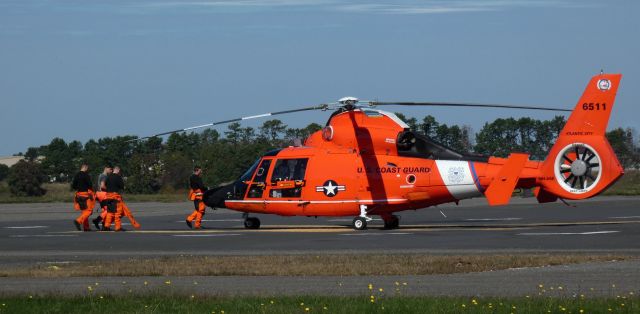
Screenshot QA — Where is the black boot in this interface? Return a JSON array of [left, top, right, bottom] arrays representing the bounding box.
[[92, 216, 102, 230]]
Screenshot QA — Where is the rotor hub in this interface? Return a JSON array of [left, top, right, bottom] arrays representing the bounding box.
[[338, 97, 359, 107], [570, 159, 588, 176]]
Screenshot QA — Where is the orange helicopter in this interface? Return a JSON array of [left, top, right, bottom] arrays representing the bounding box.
[[137, 73, 623, 230]]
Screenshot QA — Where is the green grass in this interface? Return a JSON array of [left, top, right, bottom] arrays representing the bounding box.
[[604, 170, 640, 196], [0, 254, 629, 278], [0, 295, 637, 314], [0, 182, 185, 204]]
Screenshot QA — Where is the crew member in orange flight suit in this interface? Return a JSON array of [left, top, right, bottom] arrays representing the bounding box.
[[186, 166, 208, 229], [72, 164, 95, 231], [92, 165, 112, 230], [102, 166, 125, 231]]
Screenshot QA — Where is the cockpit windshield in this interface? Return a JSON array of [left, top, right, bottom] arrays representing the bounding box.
[[239, 158, 261, 181]]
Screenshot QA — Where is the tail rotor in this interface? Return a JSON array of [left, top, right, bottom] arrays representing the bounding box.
[[554, 143, 602, 193]]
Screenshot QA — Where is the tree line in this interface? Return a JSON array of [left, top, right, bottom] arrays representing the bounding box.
[[3, 114, 639, 196]]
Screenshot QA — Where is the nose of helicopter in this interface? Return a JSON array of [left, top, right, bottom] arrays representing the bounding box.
[[203, 182, 236, 209]]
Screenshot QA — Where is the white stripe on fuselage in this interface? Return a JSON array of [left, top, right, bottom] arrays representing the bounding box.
[[226, 199, 407, 204], [434, 160, 481, 200]]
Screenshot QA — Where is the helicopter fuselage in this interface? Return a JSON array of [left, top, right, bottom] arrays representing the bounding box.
[[220, 146, 543, 217], [205, 108, 545, 217]]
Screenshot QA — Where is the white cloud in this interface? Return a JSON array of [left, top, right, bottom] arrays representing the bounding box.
[[133, 0, 330, 9], [337, 1, 593, 15]]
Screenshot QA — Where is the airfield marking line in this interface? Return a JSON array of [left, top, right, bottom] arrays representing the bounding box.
[[339, 233, 413, 236], [464, 218, 522, 221], [399, 220, 640, 228], [172, 234, 242, 237], [517, 231, 620, 236], [43, 220, 640, 235], [400, 227, 531, 232], [49, 227, 529, 235], [10, 234, 77, 238], [327, 219, 383, 222], [4, 226, 49, 229], [609, 216, 640, 219], [174, 219, 244, 223]]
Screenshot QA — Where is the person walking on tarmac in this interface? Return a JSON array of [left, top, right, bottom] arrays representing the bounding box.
[[92, 165, 112, 230], [186, 166, 208, 229], [72, 163, 95, 231], [102, 166, 125, 231]]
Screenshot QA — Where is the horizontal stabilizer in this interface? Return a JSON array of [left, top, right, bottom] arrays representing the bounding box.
[[484, 153, 529, 206]]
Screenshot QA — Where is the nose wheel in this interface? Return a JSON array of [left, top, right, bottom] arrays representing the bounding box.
[[351, 205, 374, 230], [352, 217, 368, 230], [242, 213, 261, 229]]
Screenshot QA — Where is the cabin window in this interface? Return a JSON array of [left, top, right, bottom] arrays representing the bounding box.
[[269, 158, 309, 198], [246, 159, 272, 198]]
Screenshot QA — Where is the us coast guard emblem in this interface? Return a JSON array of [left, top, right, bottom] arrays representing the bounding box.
[[316, 180, 346, 197], [448, 167, 465, 184]]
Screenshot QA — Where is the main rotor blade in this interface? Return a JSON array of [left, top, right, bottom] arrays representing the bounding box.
[[368, 101, 571, 112], [133, 104, 329, 142]]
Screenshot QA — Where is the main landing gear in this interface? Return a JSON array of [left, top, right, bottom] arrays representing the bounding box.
[[242, 213, 261, 229], [350, 205, 400, 230], [382, 215, 400, 230]]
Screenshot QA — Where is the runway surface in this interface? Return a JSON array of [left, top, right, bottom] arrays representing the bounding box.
[[1, 196, 639, 265]]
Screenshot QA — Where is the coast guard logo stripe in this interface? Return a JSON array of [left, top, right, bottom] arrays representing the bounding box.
[[316, 180, 346, 197], [435, 160, 481, 200]]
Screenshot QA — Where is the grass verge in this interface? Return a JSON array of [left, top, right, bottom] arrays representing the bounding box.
[[0, 254, 630, 278], [0, 295, 637, 314], [604, 170, 640, 196]]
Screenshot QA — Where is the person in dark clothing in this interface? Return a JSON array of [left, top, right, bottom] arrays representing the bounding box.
[[102, 166, 125, 231], [71, 164, 95, 231], [186, 166, 208, 229]]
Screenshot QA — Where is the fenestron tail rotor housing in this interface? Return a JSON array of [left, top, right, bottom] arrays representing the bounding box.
[[553, 143, 602, 194]]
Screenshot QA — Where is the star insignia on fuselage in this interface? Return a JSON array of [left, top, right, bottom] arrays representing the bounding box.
[[315, 180, 346, 197]]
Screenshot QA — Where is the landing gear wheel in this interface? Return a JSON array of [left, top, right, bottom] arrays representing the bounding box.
[[244, 217, 261, 229], [352, 217, 368, 230], [383, 215, 400, 229]]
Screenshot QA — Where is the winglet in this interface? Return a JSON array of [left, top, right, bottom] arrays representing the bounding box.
[[484, 153, 530, 206]]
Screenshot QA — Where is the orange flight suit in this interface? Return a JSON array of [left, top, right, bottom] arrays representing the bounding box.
[[95, 191, 108, 220], [121, 202, 141, 229], [186, 189, 206, 229], [103, 192, 124, 231], [74, 190, 96, 231], [102, 193, 140, 231]]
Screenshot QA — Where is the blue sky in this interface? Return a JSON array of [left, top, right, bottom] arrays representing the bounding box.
[[1, 0, 638, 155]]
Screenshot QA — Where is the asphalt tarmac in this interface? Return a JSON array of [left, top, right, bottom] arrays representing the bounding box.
[[1, 196, 639, 265], [1, 196, 639, 297]]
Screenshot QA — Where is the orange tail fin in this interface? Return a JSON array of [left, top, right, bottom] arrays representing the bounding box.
[[537, 73, 624, 201]]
